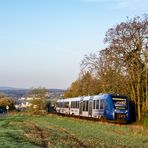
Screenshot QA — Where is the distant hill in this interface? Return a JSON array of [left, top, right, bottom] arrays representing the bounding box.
[[0, 86, 22, 90], [0, 86, 65, 99]]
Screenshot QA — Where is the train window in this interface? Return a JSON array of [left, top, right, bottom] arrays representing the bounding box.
[[77, 101, 79, 108], [100, 100, 104, 109], [112, 98, 127, 109], [66, 102, 69, 108], [86, 101, 88, 111], [96, 100, 99, 109], [71, 101, 79, 108], [93, 100, 95, 109], [63, 102, 68, 108], [71, 102, 73, 108], [76, 101, 79, 108], [72, 101, 76, 108], [56, 103, 59, 107], [83, 101, 85, 111]]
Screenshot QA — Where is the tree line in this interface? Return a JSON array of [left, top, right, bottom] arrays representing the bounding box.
[[64, 14, 148, 121]]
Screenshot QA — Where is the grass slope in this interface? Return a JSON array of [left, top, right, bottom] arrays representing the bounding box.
[[0, 113, 148, 148]]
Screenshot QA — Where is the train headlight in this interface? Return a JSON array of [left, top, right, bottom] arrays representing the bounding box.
[[112, 111, 115, 119]]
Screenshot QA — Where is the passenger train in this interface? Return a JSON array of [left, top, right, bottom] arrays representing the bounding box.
[[56, 94, 130, 122]]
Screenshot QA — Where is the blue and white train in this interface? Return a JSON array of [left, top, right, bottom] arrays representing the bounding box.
[[56, 94, 130, 122]]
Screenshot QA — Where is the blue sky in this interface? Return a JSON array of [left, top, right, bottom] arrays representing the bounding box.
[[0, 0, 147, 89]]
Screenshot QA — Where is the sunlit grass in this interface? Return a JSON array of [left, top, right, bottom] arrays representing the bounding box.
[[0, 113, 148, 147], [143, 114, 148, 128]]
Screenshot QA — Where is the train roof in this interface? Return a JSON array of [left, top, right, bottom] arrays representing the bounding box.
[[69, 97, 81, 101], [57, 93, 127, 102], [82, 96, 91, 101]]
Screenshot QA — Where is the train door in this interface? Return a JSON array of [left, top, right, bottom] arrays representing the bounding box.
[[88, 99, 93, 117]]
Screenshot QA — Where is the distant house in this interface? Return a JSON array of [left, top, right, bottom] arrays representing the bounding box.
[[26, 97, 40, 100], [15, 101, 32, 111]]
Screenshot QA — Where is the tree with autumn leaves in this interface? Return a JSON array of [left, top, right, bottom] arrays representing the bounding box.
[[0, 93, 15, 111], [28, 87, 48, 111], [64, 14, 148, 121]]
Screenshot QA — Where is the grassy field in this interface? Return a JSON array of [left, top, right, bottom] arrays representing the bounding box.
[[0, 113, 148, 148]]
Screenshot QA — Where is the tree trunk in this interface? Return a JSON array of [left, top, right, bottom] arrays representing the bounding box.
[[137, 73, 141, 120]]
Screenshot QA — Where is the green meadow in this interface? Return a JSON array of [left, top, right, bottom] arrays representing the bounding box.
[[0, 113, 147, 148]]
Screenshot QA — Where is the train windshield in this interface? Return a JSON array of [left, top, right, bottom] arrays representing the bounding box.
[[112, 98, 127, 109]]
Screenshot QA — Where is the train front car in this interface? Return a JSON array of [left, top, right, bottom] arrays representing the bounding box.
[[106, 95, 130, 123]]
